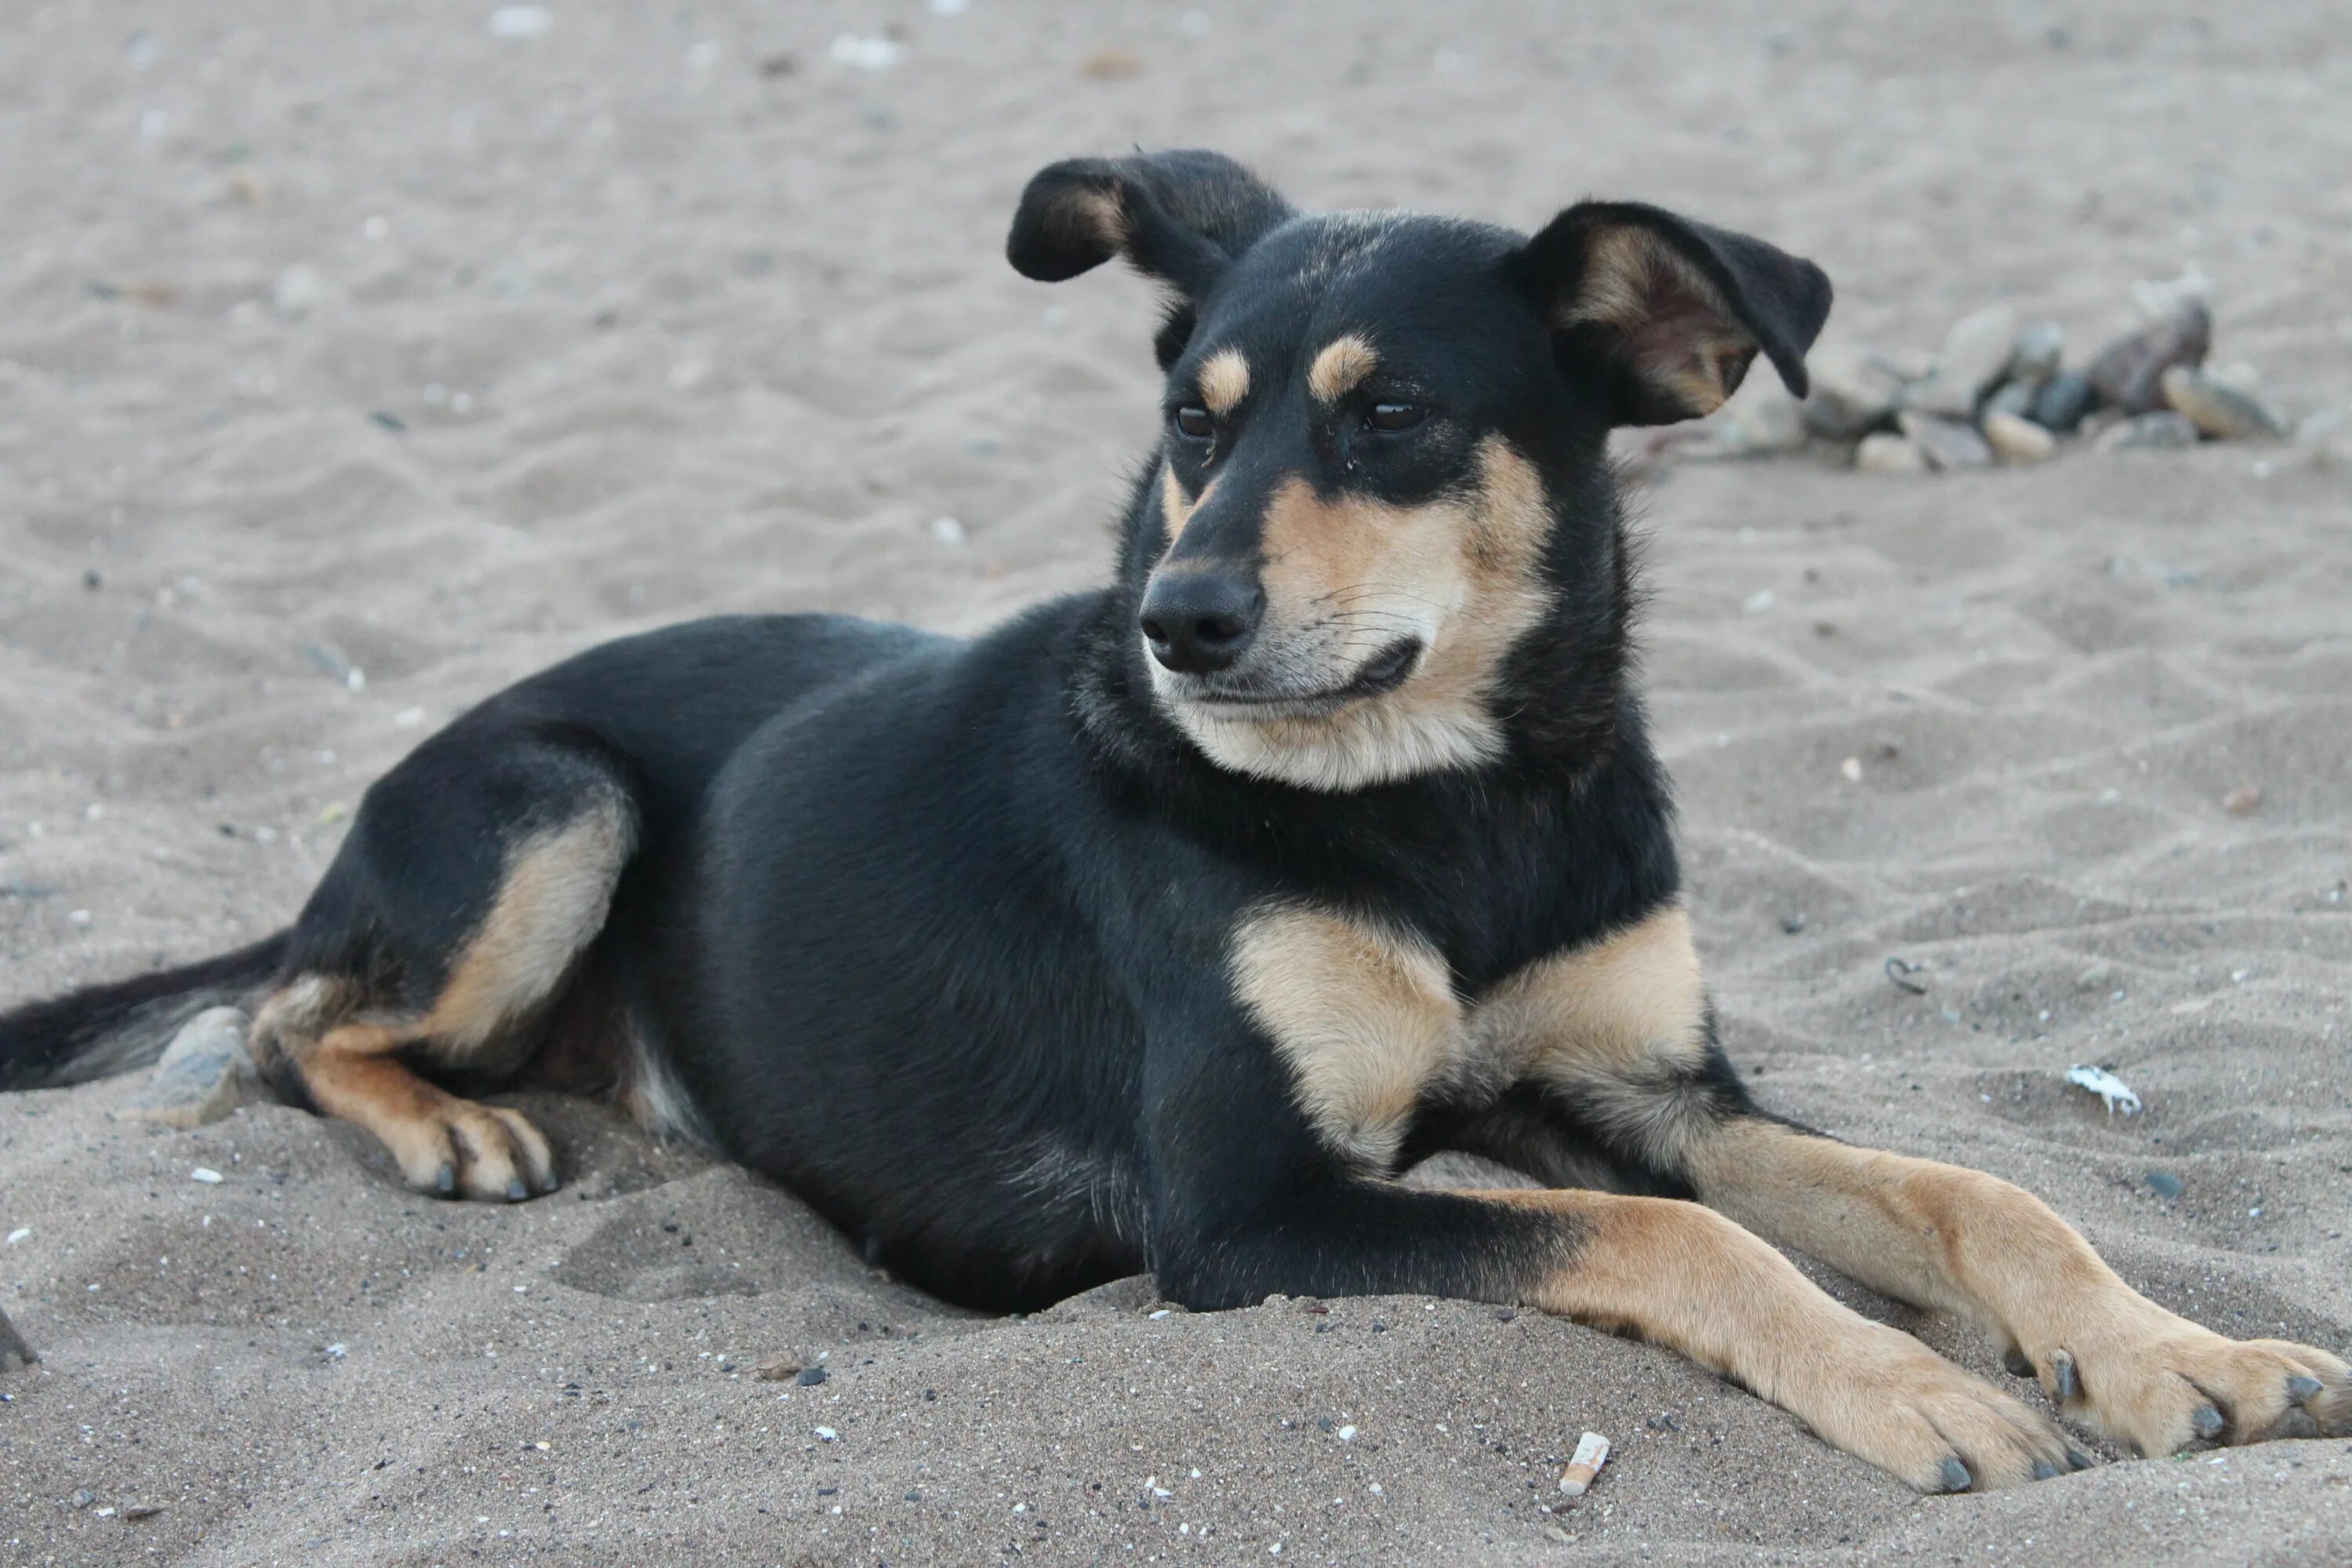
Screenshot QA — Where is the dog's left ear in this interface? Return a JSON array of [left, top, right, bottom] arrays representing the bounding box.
[[1512, 201, 1831, 426]]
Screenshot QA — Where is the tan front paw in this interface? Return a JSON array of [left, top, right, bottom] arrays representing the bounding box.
[[1795, 1324, 2085, 1493], [2017, 1316, 2352, 1456]]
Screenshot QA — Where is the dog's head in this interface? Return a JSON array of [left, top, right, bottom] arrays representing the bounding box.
[[1011, 151, 1830, 792]]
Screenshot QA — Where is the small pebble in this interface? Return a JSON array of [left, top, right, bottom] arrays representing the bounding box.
[[2087, 301, 2210, 414], [1897, 409, 1994, 470], [488, 5, 553, 39], [1984, 378, 2038, 421], [2221, 784, 2262, 816], [1853, 432, 1928, 474], [1982, 411, 2056, 464], [2146, 1170, 2186, 1200], [1800, 346, 1904, 439], [2030, 369, 2098, 434], [2161, 366, 2286, 441], [1906, 303, 2016, 418], [122, 1503, 163, 1520], [114, 1007, 251, 1130], [2009, 321, 2066, 385], [2096, 411, 2200, 452], [795, 1365, 827, 1386], [71, 1489, 95, 1510], [1080, 46, 1145, 79], [190, 1167, 224, 1184]]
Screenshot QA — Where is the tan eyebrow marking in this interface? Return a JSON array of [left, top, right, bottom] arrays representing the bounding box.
[[1157, 466, 1217, 547], [1198, 348, 1251, 416], [1307, 333, 1379, 403]]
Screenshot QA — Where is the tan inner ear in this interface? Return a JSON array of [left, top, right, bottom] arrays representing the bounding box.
[[1559, 226, 1759, 417], [1065, 185, 1128, 256]]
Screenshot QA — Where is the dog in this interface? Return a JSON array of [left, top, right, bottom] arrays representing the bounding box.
[[4, 150, 2344, 1493]]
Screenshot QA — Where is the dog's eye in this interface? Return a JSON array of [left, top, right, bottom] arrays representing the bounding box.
[[1172, 405, 1214, 441], [1363, 401, 1426, 433]]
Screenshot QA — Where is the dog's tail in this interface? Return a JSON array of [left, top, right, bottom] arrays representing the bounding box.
[[0, 931, 291, 1091]]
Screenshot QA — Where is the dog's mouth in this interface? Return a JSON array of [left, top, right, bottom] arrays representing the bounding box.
[[1184, 637, 1424, 718]]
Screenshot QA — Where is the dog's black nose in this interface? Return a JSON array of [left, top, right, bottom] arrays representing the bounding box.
[[1139, 572, 1264, 674]]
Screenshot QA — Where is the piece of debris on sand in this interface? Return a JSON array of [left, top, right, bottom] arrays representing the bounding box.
[[2065, 1063, 2142, 1116]]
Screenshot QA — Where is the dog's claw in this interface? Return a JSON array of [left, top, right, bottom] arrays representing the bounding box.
[[2049, 1348, 2079, 1403], [2031, 1460, 2060, 1480], [2190, 1404, 2225, 1440], [505, 1178, 528, 1203], [2286, 1374, 2324, 1405], [2067, 1448, 2093, 1472], [434, 1163, 456, 1196], [1939, 1457, 1973, 1493], [2002, 1346, 2036, 1378]]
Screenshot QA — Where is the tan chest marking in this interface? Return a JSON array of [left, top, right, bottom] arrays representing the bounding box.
[[1231, 901, 1708, 1171], [1230, 904, 1462, 1170]]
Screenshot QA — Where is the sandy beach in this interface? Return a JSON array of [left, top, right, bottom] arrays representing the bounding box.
[[4, 2, 2351, 1563]]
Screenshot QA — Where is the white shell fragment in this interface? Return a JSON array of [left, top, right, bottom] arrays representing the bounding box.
[[2065, 1063, 2142, 1116]]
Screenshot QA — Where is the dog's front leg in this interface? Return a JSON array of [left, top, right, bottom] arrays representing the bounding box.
[[1490, 902, 2352, 1458], [1686, 1120, 2352, 1456], [1152, 1170, 2075, 1493]]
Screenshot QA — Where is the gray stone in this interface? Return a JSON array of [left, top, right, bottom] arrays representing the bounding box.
[[1800, 345, 1904, 439], [1983, 411, 2056, 464], [1984, 379, 2038, 421], [2144, 1169, 2185, 1201], [2086, 301, 2211, 414], [2096, 411, 2201, 452], [2161, 365, 2286, 440], [113, 1007, 251, 1130], [2030, 369, 2098, 433], [2010, 321, 2066, 386], [1906, 303, 2017, 417], [0, 1306, 33, 1373], [1854, 432, 1929, 474], [1898, 409, 1994, 470]]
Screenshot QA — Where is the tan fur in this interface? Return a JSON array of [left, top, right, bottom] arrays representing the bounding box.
[[252, 800, 630, 1199], [1687, 1120, 2352, 1454], [423, 798, 633, 1050], [296, 1023, 556, 1199], [1198, 348, 1250, 416], [1157, 436, 1552, 791], [1065, 186, 1126, 256], [1229, 904, 1461, 1169], [1471, 903, 1719, 1171], [1305, 333, 1377, 403], [1559, 225, 1758, 416], [1478, 1187, 2073, 1490], [1157, 465, 1216, 549]]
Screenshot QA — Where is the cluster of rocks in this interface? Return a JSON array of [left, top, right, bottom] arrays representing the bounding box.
[[1676, 286, 2308, 474]]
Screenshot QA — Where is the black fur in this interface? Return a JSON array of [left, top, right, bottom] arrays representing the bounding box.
[[2, 151, 1830, 1316]]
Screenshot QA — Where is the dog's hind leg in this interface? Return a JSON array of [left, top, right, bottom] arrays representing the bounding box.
[[252, 728, 637, 1201]]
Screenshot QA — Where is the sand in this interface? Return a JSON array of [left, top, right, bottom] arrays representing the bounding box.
[[5, 2, 2351, 1563]]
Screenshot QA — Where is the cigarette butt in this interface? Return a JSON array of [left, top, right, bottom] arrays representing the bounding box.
[[1558, 1431, 1610, 1495]]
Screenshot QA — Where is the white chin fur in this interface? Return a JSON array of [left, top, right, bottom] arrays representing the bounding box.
[[1155, 666, 1504, 791]]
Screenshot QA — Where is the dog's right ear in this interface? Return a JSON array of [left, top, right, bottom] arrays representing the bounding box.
[[1007, 150, 1294, 303]]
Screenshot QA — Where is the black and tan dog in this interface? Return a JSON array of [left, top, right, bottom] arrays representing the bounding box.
[[5, 151, 2345, 1491]]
